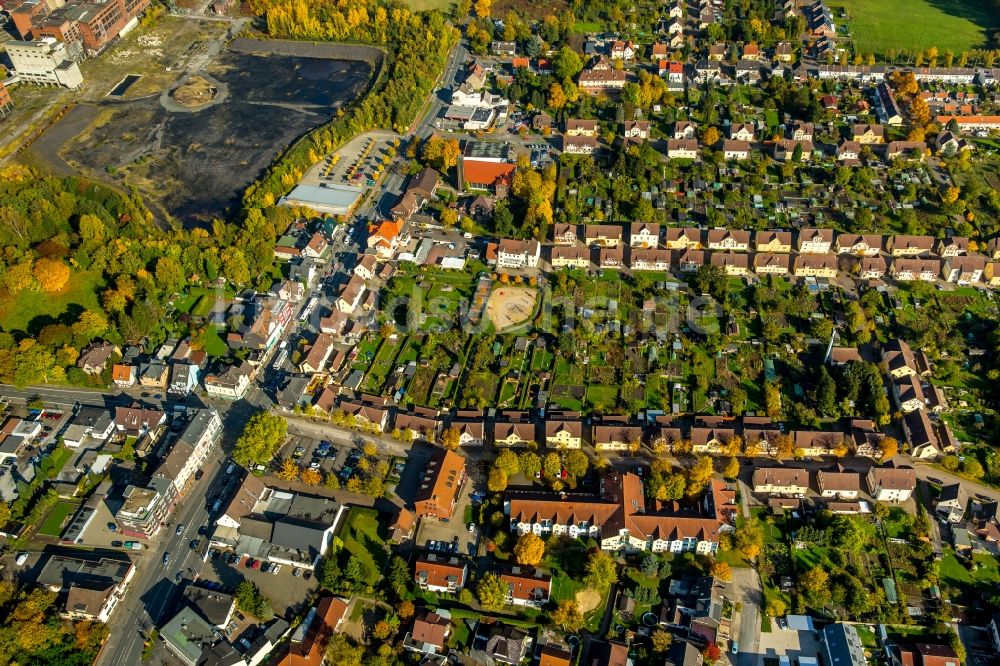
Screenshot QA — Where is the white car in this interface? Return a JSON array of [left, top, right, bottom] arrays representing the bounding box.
[[271, 564, 282, 575]]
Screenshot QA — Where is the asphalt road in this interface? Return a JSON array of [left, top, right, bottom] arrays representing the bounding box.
[[100, 448, 230, 666], [731, 566, 763, 666]]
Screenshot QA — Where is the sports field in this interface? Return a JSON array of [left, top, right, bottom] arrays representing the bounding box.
[[834, 0, 999, 57]]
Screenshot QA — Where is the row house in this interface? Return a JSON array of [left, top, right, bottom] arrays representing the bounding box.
[[565, 119, 598, 136], [891, 258, 940, 282], [599, 247, 625, 269], [941, 254, 986, 284], [710, 252, 749, 277], [690, 426, 737, 454], [867, 464, 916, 502], [562, 135, 599, 155], [816, 470, 861, 499], [856, 256, 888, 279], [756, 231, 793, 253], [723, 140, 750, 160], [667, 139, 699, 159], [665, 227, 703, 250], [339, 400, 389, 433], [630, 223, 660, 249], [793, 254, 838, 278], [494, 422, 536, 447], [585, 225, 623, 248], [885, 140, 928, 160], [798, 228, 833, 254], [593, 424, 644, 451], [706, 229, 750, 252], [550, 245, 591, 269], [546, 419, 583, 450], [793, 430, 846, 457], [631, 249, 672, 272], [578, 67, 627, 93], [754, 253, 791, 276], [889, 234, 935, 257], [836, 233, 882, 257], [752, 468, 808, 496]]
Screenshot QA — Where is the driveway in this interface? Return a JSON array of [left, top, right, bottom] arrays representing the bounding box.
[[730, 567, 763, 666]]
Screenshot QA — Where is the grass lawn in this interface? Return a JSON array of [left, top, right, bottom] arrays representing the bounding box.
[[0, 270, 105, 334], [201, 326, 229, 357], [939, 548, 1000, 590], [40, 446, 73, 479], [833, 0, 1000, 56], [792, 546, 836, 571], [586, 385, 619, 409], [340, 507, 388, 584], [550, 575, 585, 604], [574, 20, 602, 34], [38, 500, 77, 537]]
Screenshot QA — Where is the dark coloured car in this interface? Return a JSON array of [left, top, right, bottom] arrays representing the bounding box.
[[195, 470, 203, 481], [107, 522, 118, 531], [111, 540, 123, 547], [190, 539, 200, 550]]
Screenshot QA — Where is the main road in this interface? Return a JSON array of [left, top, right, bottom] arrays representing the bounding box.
[[99, 445, 231, 666]]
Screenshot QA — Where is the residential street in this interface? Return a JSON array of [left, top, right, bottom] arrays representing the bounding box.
[[730, 566, 763, 666]]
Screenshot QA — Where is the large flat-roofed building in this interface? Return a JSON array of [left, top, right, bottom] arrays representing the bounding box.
[[10, 0, 150, 56], [6, 38, 83, 88], [279, 183, 364, 216], [36, 553, 136, 623]]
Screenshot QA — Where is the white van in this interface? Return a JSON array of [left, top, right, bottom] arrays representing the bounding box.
[[15, 553, 28, 566]]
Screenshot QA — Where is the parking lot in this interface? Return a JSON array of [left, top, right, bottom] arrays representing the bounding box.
[[300, 131, 397, 190], [197, 550, 319, 617]]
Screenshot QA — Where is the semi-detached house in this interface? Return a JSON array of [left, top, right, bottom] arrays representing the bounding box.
[[752, 468, 808, 496]]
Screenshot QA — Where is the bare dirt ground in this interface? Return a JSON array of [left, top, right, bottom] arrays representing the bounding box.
[[29, 47, 371, 225], [576, 587, 601, 613], [486, 287, 538, 331]]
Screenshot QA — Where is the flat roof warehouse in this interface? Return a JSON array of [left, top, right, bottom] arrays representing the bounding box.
[[279, 183, 364, 216]]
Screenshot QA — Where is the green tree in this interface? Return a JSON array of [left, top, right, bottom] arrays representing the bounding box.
[[584, 550, 618, 589], [564, 449, 589, 477], [553, 46, 583, 80], [388, 555, 410, 595], [235, 580, 274, 620], [477, 572, 508, 611], [233, 411, 288, 467], [550, 600, 584, 631]]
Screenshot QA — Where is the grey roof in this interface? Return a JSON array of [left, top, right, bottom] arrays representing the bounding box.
[[183, 586, 235, 627], [74, 406, 112, 433], [37, 554, 132, 591], [178, 409, 220, 449], [270, 516, 328, 554], [162, 605, 220, 665], [823, 623, 866, 666], [664, 641, 701, 666]]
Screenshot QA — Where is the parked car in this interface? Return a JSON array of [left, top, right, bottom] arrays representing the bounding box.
[[111, 540, 123, 548], [271, 564, 281, 575], [107, 522, 118, 531], [293, 568, 301, 577], [246, 558, 256, 569]]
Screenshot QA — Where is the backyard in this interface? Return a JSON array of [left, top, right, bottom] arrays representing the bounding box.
[[38, 500, 78, 538], [339, 507, 389, 586], [832, 0, 1000, 56]]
